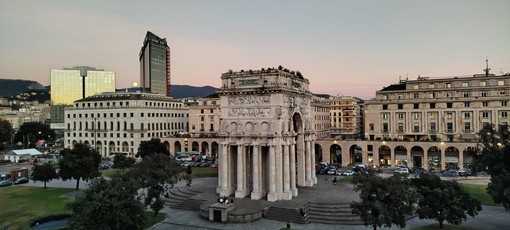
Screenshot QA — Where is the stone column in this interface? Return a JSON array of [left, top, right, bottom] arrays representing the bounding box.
[[390, 148, 395, 168], [311, 139, 317, 184], [440, 149, 446, 170], [268, 145, 278, 201], [305, 139, 312, 186], [296, 133, 305, 186], [423, 150, 429, 170], [458, 150, 464, 170], [218, 144, 232, 196], [407, 149, 412, 167], [373, 146, 380, 167], [275, 142, 283, 199], [282, 142, 291, 200], [290, 141, 297, 196], [235, 144, 247, 198], [251, 145, 262, 199]]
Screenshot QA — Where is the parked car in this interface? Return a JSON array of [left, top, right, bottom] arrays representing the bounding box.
[[412, 167, 426, 174], [395, 167, 409, 174], [0, 180, 12, 187], [14, 177, 29, 185], [201, 162, 211, 167], [343, 170, 354, 176], [327, 169, 337, 175], [336, 169, 344, 176], [458, 169, 473, 177], [443, 170, 459, 177]]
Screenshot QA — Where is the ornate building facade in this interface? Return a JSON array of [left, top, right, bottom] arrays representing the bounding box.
[[216, 67, 317, 202]]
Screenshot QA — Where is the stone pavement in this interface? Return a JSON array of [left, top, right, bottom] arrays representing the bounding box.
[[151, 175, 510, 229]]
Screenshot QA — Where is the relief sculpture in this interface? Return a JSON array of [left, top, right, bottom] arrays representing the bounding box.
[[228, 108, 270, 118], [228, 96, 270, 105]]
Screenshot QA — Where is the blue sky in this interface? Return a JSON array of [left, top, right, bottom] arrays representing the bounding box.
[[1, 0, 509, 99]]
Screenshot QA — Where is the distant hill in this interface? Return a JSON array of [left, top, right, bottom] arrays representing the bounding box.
[[118, 85, 218, 99], [0, 79, 46, 97]]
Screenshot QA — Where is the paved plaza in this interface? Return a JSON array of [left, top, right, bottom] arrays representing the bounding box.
[[151, 175, 510, 230]]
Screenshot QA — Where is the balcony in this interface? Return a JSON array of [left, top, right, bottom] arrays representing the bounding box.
[[445, 129, 454, 133], [413, 129, 420, 133], [429, 129, 437, 133], [382, 129, 389, 133], [463, 129, 472, 133]]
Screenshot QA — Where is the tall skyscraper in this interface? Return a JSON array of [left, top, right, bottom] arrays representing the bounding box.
[[139, 31, 171, 96], [50, 66, 116, 130]]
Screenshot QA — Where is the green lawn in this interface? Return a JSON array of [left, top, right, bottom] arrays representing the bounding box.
[[461, 184, 496, 205], [189, 166, 218, 178], [144, 212, 166, 229], [412, 223, 479, 230], [0, 186, 168, 230], [100, 168, 128, 177], [0, 186, 74, 229]]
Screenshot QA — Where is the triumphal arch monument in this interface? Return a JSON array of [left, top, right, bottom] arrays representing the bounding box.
[[216, 67, 317, 202]]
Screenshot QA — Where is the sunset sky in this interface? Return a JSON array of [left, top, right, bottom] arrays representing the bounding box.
[[1, 0, 509, 99]]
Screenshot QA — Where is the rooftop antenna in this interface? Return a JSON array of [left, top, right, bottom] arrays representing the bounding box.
[[484, 57, 490, 77]]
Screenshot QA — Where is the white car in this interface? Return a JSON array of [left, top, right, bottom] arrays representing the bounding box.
[[343, 170, 354, 176], [327, 169, 337, 175], [395, 168, 409, 174]]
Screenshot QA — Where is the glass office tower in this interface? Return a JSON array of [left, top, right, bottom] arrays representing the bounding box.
[[139, 31, 171, 96], [50, 66, 115, 129]]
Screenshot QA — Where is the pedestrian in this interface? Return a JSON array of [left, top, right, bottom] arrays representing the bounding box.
[[333, 177, 337, 185]]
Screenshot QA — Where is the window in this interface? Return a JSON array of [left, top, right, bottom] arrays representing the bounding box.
[[414, 113, 419, 119], [464, 122, 471, 132], [397, 123, 404, 132], [413, 85, 419, 89], [369, 124, 374, 131], [464, 102, 470, 107], [382, 105, 388, 110], [482, 112, 489, 118], [413, 122, 420, 132], [383, 95, 388, 100], [463, 92, 469, 97], [398, 113, 404, 119], [498, 80, 505, 86], [430, 122, 436, 132], [502, 101, 508, 107], [430, 103, 436, 109], [382, 123, 389, 132], [445, 83, 452, 88], [482, 102, 489, 107], [500, 91, 506, 95], [414, 103, 419, 109], [501, 112, 508, 118], [447, 103, 453, 108], [430, 93, 435, 98], [464, 113, 471, 118], [462, 82, 469, 87], [480, 81, 486, 86], [413, 93, 419, 99], [382, 114, 388, 120], [201, 109, 204, 114], [398, 94, 403, 99], [398, 104, 403, 109], [481, 91, 488, 97], [447, 113, 453, 119], [447, 122, 453, 132], [429, 84, 435, 89]]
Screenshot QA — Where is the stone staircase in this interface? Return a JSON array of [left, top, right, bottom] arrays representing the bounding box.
[[265, 206, 309, 224], [306, 202, 363, 225], [163, 187, 207, 212]]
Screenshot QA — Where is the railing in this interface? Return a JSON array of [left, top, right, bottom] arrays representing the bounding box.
[[382, 129, 389, 133], [445, 129, 454, 133], [429, 129, 437, 133], [463, 129, 472, 133], [413, 129, 420, 133]]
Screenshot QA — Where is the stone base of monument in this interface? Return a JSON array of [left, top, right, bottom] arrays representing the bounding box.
[[209, 203, 234, 223]]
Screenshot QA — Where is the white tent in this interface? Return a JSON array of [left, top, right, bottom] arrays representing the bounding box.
[[4, 149, 43, 163]]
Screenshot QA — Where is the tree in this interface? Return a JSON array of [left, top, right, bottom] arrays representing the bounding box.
[[67, 175, 146, 230], [350, 172, 417, 230], [31, 163, 59, 189], [0, 118, 13, 150], [471, 124, 510, 209], [112, 153, 135, 172], [136, 138, 170, 159], [59, 143, 101, 190], [411, 173, 482, 228], [13, 122, 55, 148], [128, 153, 190, 216]]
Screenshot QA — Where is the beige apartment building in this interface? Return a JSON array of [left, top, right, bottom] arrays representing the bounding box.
[[188, 93, 221, 137], [365, 74, 510, 143], [312, 95, 330, 139], [325, 96, 364, 139], [64, 92, 188, 156]]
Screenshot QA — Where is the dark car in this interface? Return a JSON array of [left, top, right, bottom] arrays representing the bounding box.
[[0, 180, 12, 187], [14, 177, 29, 185], [201, 162, 211, 167], [458, 169, 473, 177]]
